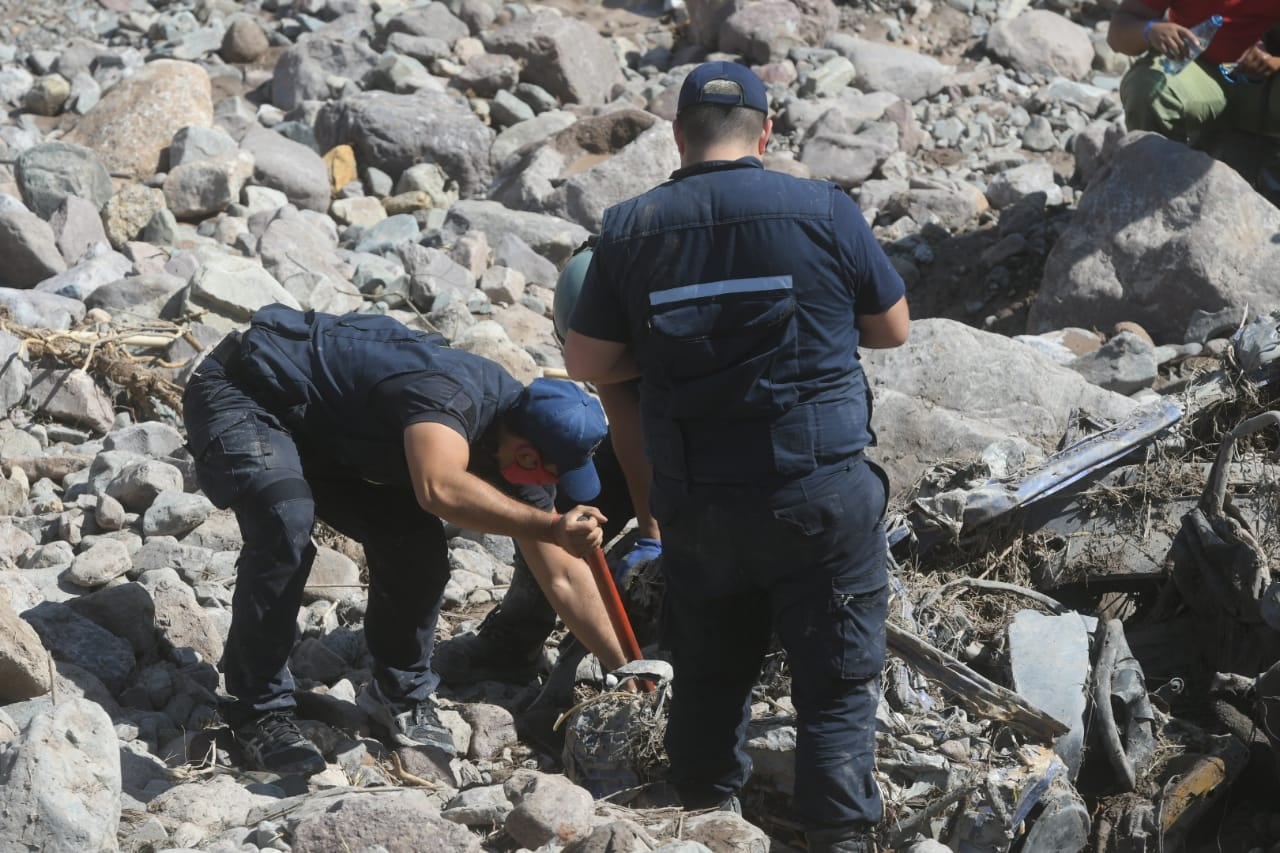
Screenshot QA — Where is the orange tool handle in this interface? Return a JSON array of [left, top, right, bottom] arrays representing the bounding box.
[[587, 547, 644, 663]]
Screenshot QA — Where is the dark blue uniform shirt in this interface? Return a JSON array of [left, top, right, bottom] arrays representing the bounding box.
[[571, 157, 904, 486]]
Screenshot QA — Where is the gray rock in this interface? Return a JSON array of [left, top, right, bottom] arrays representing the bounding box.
[[281, 789, 482, 853], [0, 332, 31, 412], [452, 320, 538, 382], [21, 601, 135, 692], [187, 250, 301, 321], [0, 288, 85, 329], [862, 319, 1137, 497], [459, 703, 517, 760], [385, 2, 469, 45], [270, 32, 380, 112], [986, 160, 1062, 208], [826, 35, 952, 103], [23, 73, 70, 116], [681, 811, 770, 853], [355, 213, 420, 255], [721, 0, 838, 64], [443, 783, 513, 826], [0, 698, 120, 853], [504, 770, 594, 848], [0, 204, 69, 287], [222, 16, 270, 64], [150, 773, 277, 829], [491, 110, 576, 168], [315, 90, 495, 196], [483, 11, 623, 106], [0, 592, 52, 702], [103, 422, 185, 458], [169, 125, 238, 169], [106, 460, 185, 512], [801, 112, 899, 190], [480, 266, 526, 306], [67, 538, 132, 589], [1067, 331, 1158, 395], [142, 491, 215, 538], [15, 142, 114, 219], [400, 243, 475, 309], [492, 233, 556, 289], [50, 195, 110, 265], [442, 200, 588, 266], [799, 55, 856, 99], [986, 10, 1094, 81], [164, 151, 255, 220], [302, 547, 361, 604], [26, 367, 114, 434], [1032, 133, 1280, 343], [94, 493, 126, 532], [454, 54, 521, 100], [257, 207, 359, 315], [241, 126, 330, 214], [102, 184, 167, 249], [34, 242, 134, 300], [564, 821, 660, 853], [140, 568, 223, 665], [63, 59, 213, 181], [84, 272, 187, 320]]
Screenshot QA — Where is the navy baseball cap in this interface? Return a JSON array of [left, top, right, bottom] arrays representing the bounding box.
[[677, 61, 769, 115], [512, 378, 608, 502]]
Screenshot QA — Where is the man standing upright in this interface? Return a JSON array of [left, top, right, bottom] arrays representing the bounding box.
[[563, 62, 909, 852]]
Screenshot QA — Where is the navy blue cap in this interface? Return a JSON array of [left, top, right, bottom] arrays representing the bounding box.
[[512, 378, 607, 502], [677, 61, 769, 115]]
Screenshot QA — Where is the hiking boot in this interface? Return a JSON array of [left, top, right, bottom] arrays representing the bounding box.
[[357, 681, 457, 756], [233, 710, 327, 776], [806, 825, 878, 853]]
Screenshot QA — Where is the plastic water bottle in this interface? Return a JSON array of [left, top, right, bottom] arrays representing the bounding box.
[[1160, 15, 1224, 75]]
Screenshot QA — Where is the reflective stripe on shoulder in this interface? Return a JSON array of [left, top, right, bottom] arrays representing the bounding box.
[[648, 275, 793, 306]]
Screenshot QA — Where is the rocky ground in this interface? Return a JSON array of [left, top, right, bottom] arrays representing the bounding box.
[[1, 0, 1280, 852]]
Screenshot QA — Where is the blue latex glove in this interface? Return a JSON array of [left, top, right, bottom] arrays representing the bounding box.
[[615, 537, 662, 582]]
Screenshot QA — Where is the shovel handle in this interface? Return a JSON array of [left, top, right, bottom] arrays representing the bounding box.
[[587, 547, 644, 662]]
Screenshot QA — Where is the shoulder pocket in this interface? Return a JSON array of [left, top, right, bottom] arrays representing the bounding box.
[[646, 276, 799, 418]]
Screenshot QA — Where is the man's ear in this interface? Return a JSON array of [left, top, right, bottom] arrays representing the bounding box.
[[757, 118, 773, 155], [673, 117, 686, 156], [513, 442, 542, 471]]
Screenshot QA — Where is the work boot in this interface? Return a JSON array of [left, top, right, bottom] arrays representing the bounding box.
[[806, 825, 878, 853], [433, 553, 556, 684], [233, 710, 327, 776], [357, 680, 457, 756]]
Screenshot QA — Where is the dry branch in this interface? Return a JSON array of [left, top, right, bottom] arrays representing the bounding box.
[[887, 622, 1069, 742]]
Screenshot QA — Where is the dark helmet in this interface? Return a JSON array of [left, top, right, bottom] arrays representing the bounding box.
[[553, 244, 594, 343]]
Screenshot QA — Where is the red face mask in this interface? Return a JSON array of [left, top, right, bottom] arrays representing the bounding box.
[[501, 444, 559, 486]]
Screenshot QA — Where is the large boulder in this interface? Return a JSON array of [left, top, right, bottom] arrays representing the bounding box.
[[863, 319, 1137, 496], [14, 143, 113, 219], [986, 10, 1094, 81], [315, 90, 494, 196], [720, 0, 839, 64], [482, 11, 623, 106], [271, 25, 380, 112], [63, 59, 213, 180], [827, 33, 953, 104], [1030, 133, 1280, 343]]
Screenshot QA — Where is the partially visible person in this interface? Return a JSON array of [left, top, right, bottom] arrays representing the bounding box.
[[1109, 0, 1280, 143], [433, 255, 660, 686], [564, 61, 909, 853], [183, 305, 627, 775]]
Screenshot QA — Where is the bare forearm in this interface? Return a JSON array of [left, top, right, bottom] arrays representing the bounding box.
[[518, 538, 629, 671], [417, 472, 556, 544], [596, 382, 659, 540], [1109, 12, 1156, 55]]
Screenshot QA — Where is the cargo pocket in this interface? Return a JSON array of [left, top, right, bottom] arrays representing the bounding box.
[[192, 415, 284, 509], [647, 275, 799, 418], [832, 583, 888, 681]]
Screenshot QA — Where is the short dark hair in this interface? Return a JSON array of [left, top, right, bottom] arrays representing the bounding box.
[[676, 102, 766, 150]]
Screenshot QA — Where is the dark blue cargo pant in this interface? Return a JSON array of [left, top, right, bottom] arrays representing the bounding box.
[[654, 456, 889, 832], [184, 354, 447, 727]]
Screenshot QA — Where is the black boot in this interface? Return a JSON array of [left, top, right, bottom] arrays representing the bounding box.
[[433, 550, 556, 684]]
